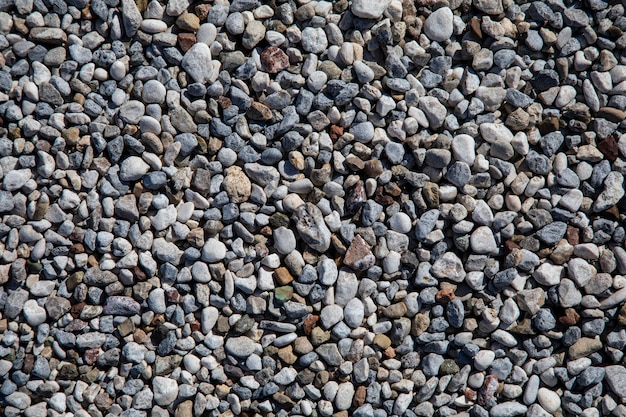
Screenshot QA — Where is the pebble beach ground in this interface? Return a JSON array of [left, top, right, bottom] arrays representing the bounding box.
[[1, 0, 626, 416]]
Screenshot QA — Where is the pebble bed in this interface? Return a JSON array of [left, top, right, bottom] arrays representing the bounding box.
[[1, 0, 626, 416]]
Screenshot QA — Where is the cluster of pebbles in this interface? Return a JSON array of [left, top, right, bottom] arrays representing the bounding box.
[[2, 0, 626, 415]]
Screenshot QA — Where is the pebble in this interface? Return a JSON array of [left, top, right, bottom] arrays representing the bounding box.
[[202, 238, 227, 263], [301, 28, 328, 54], [0, 1, 623, 417], [22, 300, 46, 326], [153, 377, 179, 406], [470, 226, 498, 254], [424, 7, 454, 43], [605, 365, 626, 398], [351, 0, 391, 19], [294, 203, 331, 253], [344, 299, 365, 328], [120, 156, 150, 181], [181, 43, 215, 84], [490, 402, 528, 417], [225, 336, 257, 357], [537, 388, 561, 413]]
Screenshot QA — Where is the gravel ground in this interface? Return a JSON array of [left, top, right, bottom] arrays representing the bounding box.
[[1, 0, 626, 416]]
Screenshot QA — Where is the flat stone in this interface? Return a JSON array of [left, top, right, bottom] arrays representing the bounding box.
[[301, 27, 328, 54], [344, 298, 364, 328], [489, 402, 528, 417], [473, 0, 503, 15], [3, 169, 31, 191], [273, 227, 296, 255], [335, 382, 355, 411], [103, 296, 141, 316], [119, 100, 145, 124], [335, 269, 358, 306], [568, 337, 603, 360], [320, 304, 344, 329], [533, 263, 562, 286], [316, 343, 343, 366], [225, 336, 257, 357], [594, 172, 625, 212]]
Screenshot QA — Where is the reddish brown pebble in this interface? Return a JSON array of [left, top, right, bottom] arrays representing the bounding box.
[[470, 17, 483, 39], [559, 308, 580, 326], [598, 135, 619, 162], [436, 288, 455, 303], [71, 302, 86, 318], [364, 160, 383, 177], [71, 243, 85, 254], [505, 240, 521, 251], [260, 46, 290, 73], [65, 319, 88, 332], [465, 388, 477, 401], [566, 226, 579, 245], [478, 374, 499, 406], [133, 328, 148, 343], [303, 315, 319, 335], [23, 355, 34, 374], [343, 235, 376, 271], [217, 96, 232, 109], [354, 386, 367, 406], [133, 266, 147, 281], [346, 181, 366, 214], [178, 33, 196, 52], [165, 288, 181, 303], [85, 349, 100, 365], [189, 318, 201, 332], [329, 125, 343, 141]]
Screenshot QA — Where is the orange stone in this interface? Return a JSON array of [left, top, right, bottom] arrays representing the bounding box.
[[384, 347, 396, 358], [354, 386, 367, 406], [329, 125, 344, 141], [274, 267, 294, 285]]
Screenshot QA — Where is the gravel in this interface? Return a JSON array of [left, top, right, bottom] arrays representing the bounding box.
[[1, 0, 626, 416]]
